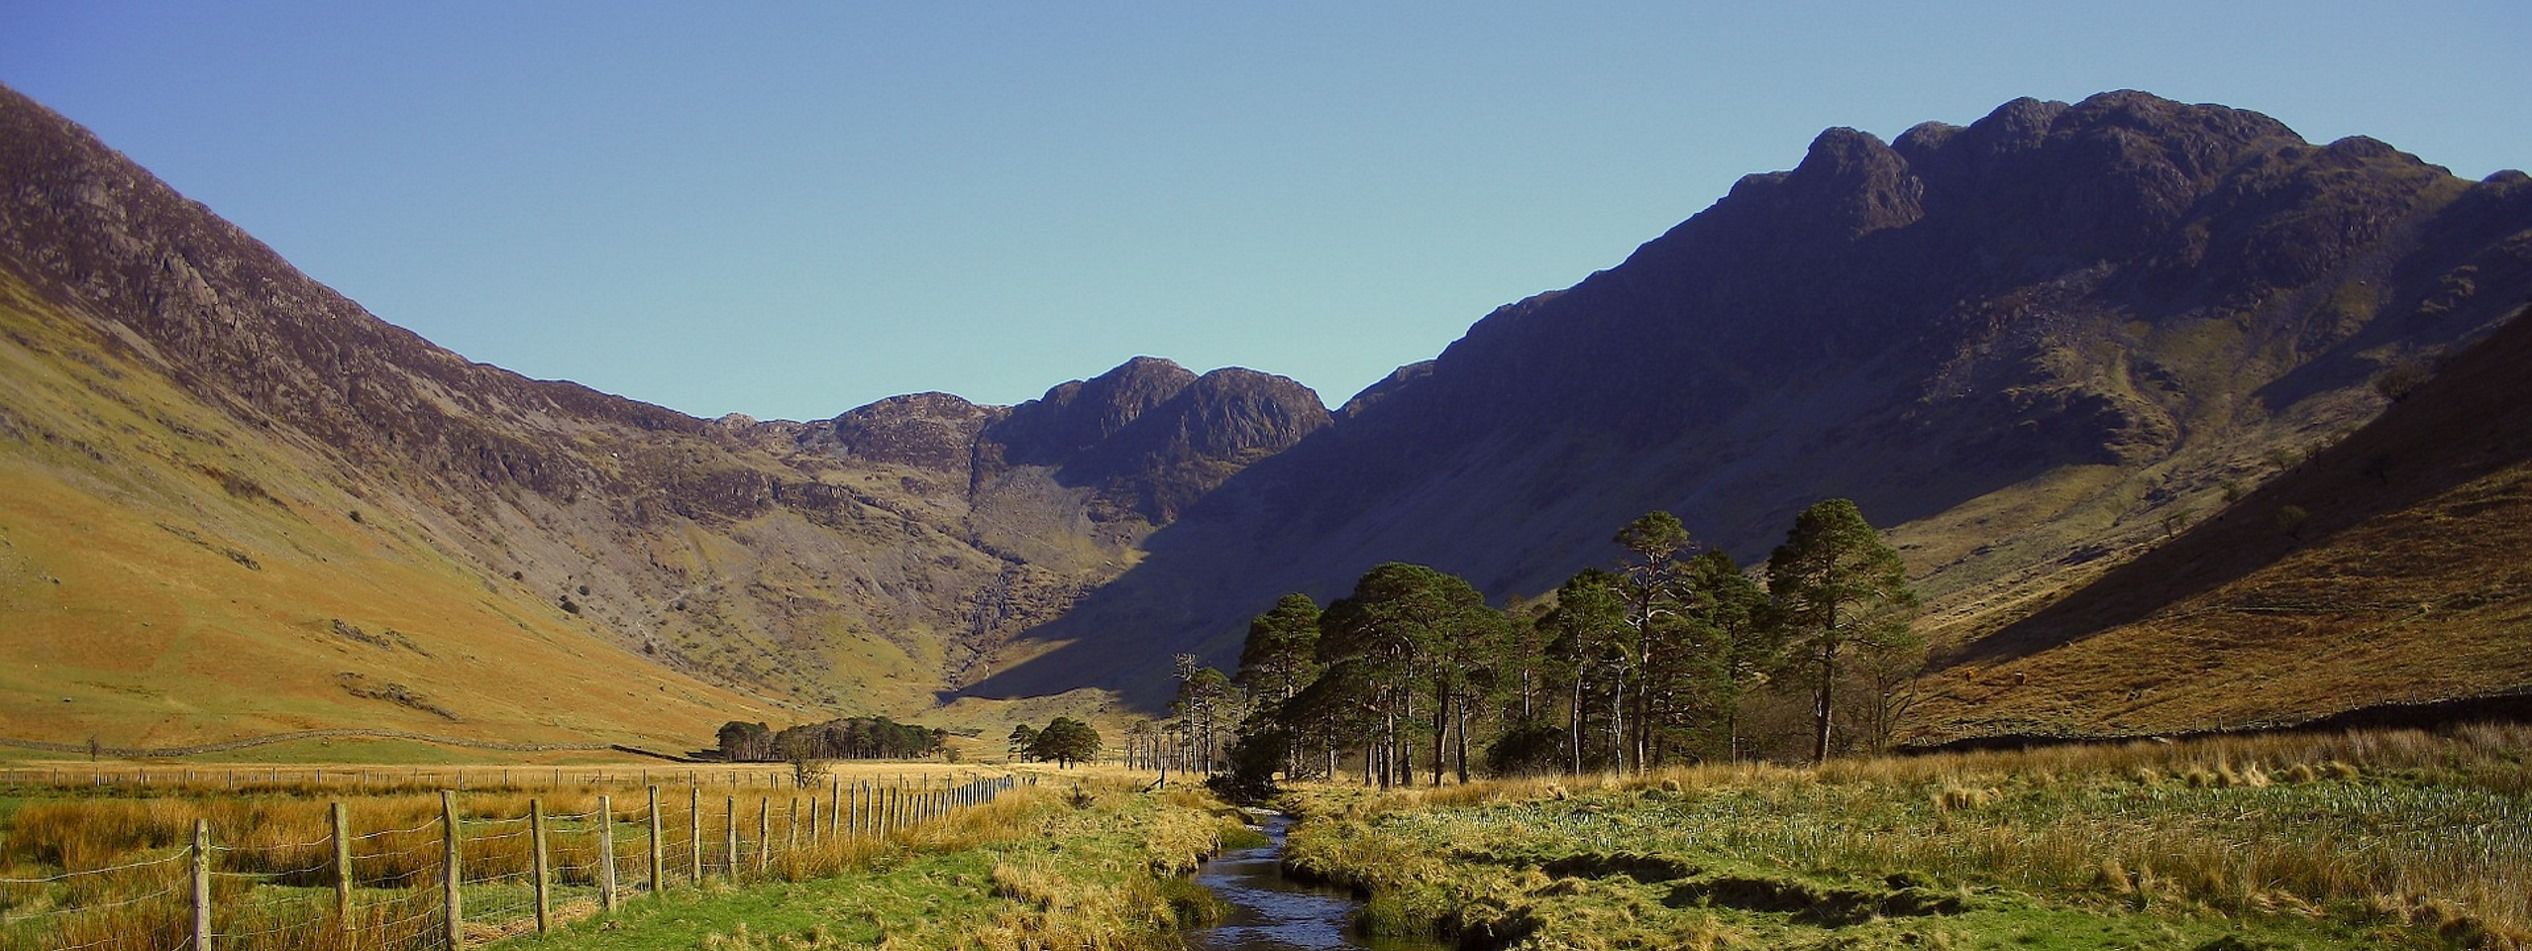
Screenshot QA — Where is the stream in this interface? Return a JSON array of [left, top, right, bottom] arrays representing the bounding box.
[[1187, 814, 1448, 951]]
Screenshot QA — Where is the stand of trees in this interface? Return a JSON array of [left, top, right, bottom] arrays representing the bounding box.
[[715, 715, 947, 763], [1215, 498, 1921, 796], [1007, 717, 1101, 767]]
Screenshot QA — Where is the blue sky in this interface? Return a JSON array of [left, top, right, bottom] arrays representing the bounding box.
[[4, 2, 2525, 420]]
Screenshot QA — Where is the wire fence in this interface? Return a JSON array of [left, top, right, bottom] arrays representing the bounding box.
[[0, 773, 1028, 950], [0, 765, 837, 797]]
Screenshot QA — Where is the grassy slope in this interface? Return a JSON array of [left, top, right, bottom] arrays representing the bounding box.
[[1283, 727, 2532, 951], [0, 273, 779, 751], [1910, 308, 2532, 744], [0, 263, 1130, 753]]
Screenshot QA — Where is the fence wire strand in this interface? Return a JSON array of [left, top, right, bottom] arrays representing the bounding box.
[[353, 817, 444, 839], [0, 849, 186, 884]]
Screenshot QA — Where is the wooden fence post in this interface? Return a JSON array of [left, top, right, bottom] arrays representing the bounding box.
[[331, 802, 353, 928], [689, 786, 702, 883], [829, 775, 841, 839], [441, 790, 463, 951], [598, 794, 617, 912], [529, 799, 551, 934], [755, 798, 769, 873], [647, 785, 664, 896], [191, 819, 211, 951], [724, 797, 738, 876], [788, 798, 799, 853]]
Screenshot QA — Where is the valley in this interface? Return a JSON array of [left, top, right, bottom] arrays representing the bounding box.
[[3, 71, 2531, 951], [6, 87, 2529, 751]]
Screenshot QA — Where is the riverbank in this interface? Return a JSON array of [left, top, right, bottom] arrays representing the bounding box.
[[1279, 725, 2532, 950], [1190, 813, 1446, 951]]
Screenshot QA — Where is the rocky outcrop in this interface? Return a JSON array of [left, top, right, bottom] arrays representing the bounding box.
[[1060, 367, 1335, 521], [987, 356, 1200, 466]]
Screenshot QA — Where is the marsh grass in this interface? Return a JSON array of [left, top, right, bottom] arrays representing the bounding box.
[[1284, 725, 2532, 950]]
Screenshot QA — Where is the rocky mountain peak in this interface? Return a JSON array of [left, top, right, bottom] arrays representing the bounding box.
[[988, 355, 1197, 466], [1055, 365, 1331, 522], [820, 392, 998, 471], [1783, 126, 1924, 237]]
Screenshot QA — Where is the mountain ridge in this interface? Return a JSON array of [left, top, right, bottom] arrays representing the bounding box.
[[0, 81, 1325, 745], [966, 90, 2532, 710]]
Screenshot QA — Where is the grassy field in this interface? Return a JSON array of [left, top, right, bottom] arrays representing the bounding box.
[[1280, 725, 2531, 951], [500, 776, 1239, 951], [0, 762, 1169, 950]]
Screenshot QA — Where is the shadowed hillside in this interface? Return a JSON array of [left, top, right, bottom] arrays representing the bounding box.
[[1907, 296, 2532, 744], [970, 92, 2532, 711]]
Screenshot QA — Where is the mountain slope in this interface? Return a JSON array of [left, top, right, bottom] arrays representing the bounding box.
[[0, 84, 1326, 746], [1907, 296, 2532, 744], [972, 92, 2532, 712]]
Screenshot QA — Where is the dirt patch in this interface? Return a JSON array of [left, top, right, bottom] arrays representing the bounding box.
[[1662, 873, 1972, 926], [1538, 852, 1699, 882], [335, 672, 459, 721]]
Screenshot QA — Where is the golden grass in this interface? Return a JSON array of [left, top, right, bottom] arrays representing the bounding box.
[[0, 769, 1035, 951], [1285, 725, 2532, 949]]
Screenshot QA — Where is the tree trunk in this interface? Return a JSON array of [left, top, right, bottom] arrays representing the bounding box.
[[1454, 696, 1470, 784], [1281, 684, 1298, 781], [1397, 691, 1415, 787], [1431, 680, 1450, 787], [1812, 640, 1839, 766], [1568, 671, 1585, 774], [1379, 712, 1395, 789], [1609, 675, 1625, 774], [1633, 640, 1651, 774]]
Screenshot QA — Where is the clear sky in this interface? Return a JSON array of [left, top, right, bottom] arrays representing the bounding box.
[[4, 2, 2525, 420]]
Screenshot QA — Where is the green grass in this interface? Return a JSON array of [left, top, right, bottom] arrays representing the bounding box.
[[1281, 727, 2532, 950], [499, 781, 1229, 950], [499, 849, 1004, 949]]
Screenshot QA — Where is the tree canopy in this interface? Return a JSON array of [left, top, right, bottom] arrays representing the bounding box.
[[1025, 717, 1102, 767]]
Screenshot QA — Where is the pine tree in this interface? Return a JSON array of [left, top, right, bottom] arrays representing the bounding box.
[[1317, 563, 1492, 787], [1766, 498, 1918, 764], [1541, 568, 1625, 774]]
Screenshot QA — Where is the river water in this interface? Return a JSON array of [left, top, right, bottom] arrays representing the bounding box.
[[1187, 815, 1446, 951]]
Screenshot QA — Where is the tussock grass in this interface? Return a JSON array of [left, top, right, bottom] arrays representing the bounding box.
[[1282, 725, 2532, 950]]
